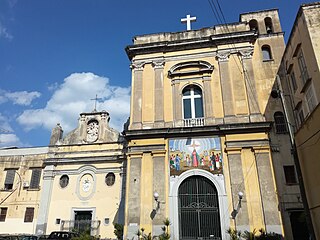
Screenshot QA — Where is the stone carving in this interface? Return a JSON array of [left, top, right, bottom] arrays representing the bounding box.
[[216, 52, 230, 62], [86, 120, 99, 142], [130, 61, 145, 71], [59, 111, 120, 144], [239, 49, 254, 59], [82, 177, 91, 192], [49, 123, 63, 145], [152, 60, 165, 69]]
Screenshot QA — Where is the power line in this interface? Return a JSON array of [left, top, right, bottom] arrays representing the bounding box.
[[296, 128, 320, 149], [207, 0, 261, 115]]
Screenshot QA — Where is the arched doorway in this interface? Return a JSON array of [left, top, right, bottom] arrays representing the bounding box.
[[178, 175, 221, 239]]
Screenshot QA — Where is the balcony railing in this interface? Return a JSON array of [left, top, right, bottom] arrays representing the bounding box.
[[61, 220, 101, 235], [183, 118, 205, 127]]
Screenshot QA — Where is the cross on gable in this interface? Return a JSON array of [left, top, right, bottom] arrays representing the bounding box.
[[181, 14, 197, 31], [90, 94, 103, 112]]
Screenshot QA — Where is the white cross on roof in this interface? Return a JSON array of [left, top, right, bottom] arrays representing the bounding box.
[[181, 14, 197, 31]]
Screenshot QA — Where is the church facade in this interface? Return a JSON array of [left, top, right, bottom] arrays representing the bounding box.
[[0, 111, 126, 238], [0, 7, 311, 240], [124, 9, 304, 240]]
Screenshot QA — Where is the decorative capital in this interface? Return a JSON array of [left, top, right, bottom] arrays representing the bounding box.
[[152, 60, 165, 69], [239, 49, 254, 59], [130, 61, 145, 71], [216, 52, 230, 62]]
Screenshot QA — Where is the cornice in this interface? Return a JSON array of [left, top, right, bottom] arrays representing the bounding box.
[[126, 31, 257, 60], [44, 154, 126, 165], [124, 122, 272, 140]]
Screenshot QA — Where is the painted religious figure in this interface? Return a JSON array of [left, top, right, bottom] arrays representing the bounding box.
[[169, 137, 223, 176]]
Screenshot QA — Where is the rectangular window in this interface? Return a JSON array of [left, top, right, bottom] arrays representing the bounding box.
[[298, 51, 309, 84], [183, 99, 192, 119], [24, 207, 34, 222], [194, 98, 204, 118], [29, 169, 41, 189], [290, 72, 298, 93], [4, 169, 16, 190], [305, 84, 317, 113], [296, 105, 304, 128], [0, 208, 8, 222], [284, 165, 297, 185]]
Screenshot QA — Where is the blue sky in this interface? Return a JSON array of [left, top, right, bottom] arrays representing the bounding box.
[[0, 0, 315, 147]]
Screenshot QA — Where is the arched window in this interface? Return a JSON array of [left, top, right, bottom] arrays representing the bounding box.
[[274, 111, 288, 134], [262, 45, 272, 61], [249, 19, 259, 33], [182, 85, 203, 119], [264, 17, 273, 34]]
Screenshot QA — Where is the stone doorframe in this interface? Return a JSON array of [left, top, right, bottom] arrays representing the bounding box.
[[169, 169, 229, 240]]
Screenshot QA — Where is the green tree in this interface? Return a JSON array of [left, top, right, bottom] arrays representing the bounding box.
[[226, 228, 242, 240], [114, 223, 124, 240]]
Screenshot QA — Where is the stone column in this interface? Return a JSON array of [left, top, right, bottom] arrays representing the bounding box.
[[152, 155, 166, 235], [217, 52, 235, 122], [203, 76, 215, 125], [256, 152, 282, 234], [130, 61, 145, 130], [36, 165, 55, 235], [241, 148, 265, 230], [79, 114, 86, 141], [227, 152, 250, 231], [239, 50, 263, 122], [172, 80, 183, 127], [152, 60, 165, 128], [126, 156, 142, 239]]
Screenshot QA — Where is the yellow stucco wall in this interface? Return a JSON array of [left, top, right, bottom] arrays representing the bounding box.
[[0, 148, 47, 234]]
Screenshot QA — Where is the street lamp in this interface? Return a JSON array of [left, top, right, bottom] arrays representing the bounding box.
[[231, 192, 244, 219], [154, 192, 160, 211]]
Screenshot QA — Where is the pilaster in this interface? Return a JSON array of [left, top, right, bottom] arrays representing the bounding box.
[[203, 76, 215, 125], [172, 81, 183, 127], [226, 150, 250, 231], [239, 50, 264, 122], [217, 52, 235, 121], [152, 60, 165, 128], [35, 165, 55, 235], [241, 148, 265, 231], [130, 61, 145, 130]]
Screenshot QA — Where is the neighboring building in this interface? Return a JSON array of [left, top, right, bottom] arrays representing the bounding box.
[[0, 147, 48, 234], [278, 2, 320, 239], [124, 8, 304, 240], [0, 110, 126, 238]]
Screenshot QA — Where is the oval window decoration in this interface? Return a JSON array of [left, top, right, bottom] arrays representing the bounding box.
[[105, 173, 116, 186], [60, 175, 69, 188]]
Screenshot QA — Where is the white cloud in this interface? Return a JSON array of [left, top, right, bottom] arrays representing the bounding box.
[[0, 89, 41, 106], [0, 22, 13, 40], [17, 72, 131, 133], [0, 113, 22, 147], [5, 91, 41, 105], [0, 134, 20, 147]]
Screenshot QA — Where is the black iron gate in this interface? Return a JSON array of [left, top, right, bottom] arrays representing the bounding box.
[[178, 176, 221, 240]]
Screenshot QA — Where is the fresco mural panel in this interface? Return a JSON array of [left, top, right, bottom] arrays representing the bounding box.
[[169, 137, 222, 176]]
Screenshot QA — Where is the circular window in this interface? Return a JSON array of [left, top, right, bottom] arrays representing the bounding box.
[[59, 175, 69, 188], [105, 173, 115, 186]]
